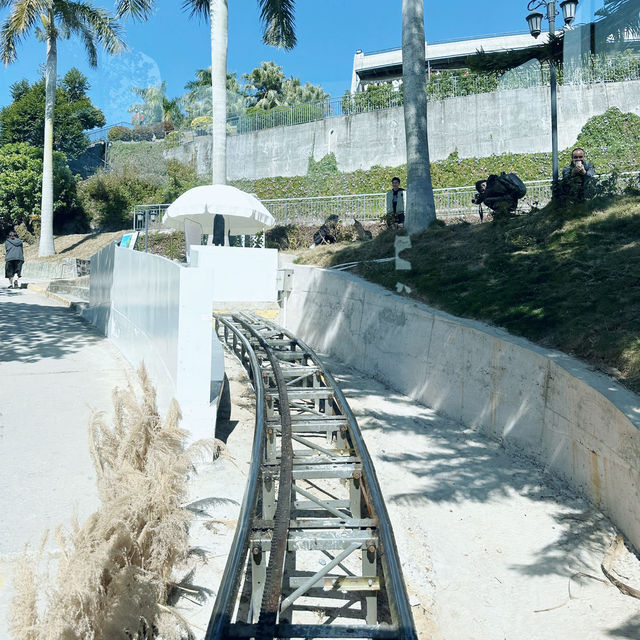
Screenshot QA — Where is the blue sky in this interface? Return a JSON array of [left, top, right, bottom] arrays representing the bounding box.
[[0, 0, 604, 126]]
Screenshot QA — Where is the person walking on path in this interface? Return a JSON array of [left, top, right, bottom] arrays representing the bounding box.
[[5, 230, 24, 289]]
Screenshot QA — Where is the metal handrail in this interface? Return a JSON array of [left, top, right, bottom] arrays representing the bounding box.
[[205, 316, 267, 639]]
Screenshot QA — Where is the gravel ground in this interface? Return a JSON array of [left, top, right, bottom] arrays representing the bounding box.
[[178, 349, 640, 639]]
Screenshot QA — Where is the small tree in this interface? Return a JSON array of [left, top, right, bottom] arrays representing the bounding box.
[[0, 142, 86, 236]]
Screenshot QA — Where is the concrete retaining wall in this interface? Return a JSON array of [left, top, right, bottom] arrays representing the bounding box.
[[23, 257, 90, 280], [283, 265, 640, 550], [83, 244, 225, 443], [167, 80, 640, 180]]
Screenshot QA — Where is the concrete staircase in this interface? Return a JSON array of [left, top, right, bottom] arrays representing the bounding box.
[[46, 275, 90, 301]]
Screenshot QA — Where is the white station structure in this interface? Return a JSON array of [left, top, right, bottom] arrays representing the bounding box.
[[84, 185, 282, 445]]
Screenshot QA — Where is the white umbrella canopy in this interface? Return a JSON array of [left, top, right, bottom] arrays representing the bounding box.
[[162, 185, 275, 235]]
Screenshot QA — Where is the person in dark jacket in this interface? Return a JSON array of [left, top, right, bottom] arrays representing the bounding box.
[[559, 147, 596, 201], [5, 230, 24, 289], [385, 177, 406, 228]]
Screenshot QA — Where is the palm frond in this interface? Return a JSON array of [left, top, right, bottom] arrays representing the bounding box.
[[79, 22, 97, 66], [182, 0, 209, 21], [115, 0, 155, 21], [259, 0, 296, 49], [466, 32, 564, 74], [63, 1, 127, 59], [595, 0, 640, 38], [0, 0, 47, 64]]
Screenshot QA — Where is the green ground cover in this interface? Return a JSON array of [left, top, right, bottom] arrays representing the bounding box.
[[105, 108, 640, 204], [295, 191, 640, 394]]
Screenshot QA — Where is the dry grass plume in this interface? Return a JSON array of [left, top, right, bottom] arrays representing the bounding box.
[[10, 365, 218, 639]]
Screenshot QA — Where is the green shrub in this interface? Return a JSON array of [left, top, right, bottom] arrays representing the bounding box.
[[164, 131, 180, 148], [78, 172, 162, 230], [131, 126, 154, 142], [191, 116, 212, 134], [0, 142, 87, 235], [574, 107, 640, 174], [108, 126, 132, 142]]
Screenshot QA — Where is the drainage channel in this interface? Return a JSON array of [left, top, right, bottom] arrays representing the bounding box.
[[206, 311, 417, 640]]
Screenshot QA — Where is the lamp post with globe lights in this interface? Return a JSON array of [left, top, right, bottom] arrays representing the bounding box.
[[526, 0, 579, 183]]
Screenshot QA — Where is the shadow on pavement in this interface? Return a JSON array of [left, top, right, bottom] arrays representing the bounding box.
[[322, 356, 623, 581], [0, 290, 101, 363]]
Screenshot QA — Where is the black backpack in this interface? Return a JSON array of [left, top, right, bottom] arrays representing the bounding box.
[[313, 214, 339, 246], [482, 172, 526, 213], [485, 172, 526, 199]]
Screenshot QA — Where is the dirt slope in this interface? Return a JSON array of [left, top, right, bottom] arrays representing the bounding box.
[[2, 232, 126, 263]]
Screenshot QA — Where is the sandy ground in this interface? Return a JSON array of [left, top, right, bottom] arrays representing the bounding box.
[[178, 347, 640, 639]]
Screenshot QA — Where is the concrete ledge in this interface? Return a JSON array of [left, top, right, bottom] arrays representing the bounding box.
[[22, 258, 90, 280], [283, 265, 640, 550], [27, 282, 89, 313]]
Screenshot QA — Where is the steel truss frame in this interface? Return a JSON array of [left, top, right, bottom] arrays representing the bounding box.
[[206, 312, 417, 640]]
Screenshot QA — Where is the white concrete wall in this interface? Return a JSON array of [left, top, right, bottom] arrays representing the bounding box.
[[84, 245, 225, 443], [283, 265, 640, 550], [167, 80, 640, 180], [190, 246, 278, 303]]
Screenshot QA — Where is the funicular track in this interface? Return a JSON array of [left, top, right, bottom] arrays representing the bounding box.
[[206, 312, 417, 640]]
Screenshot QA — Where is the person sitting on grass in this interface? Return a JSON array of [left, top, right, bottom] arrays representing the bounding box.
[[558, 147, 596, 201], [385, 177, 405, 229]]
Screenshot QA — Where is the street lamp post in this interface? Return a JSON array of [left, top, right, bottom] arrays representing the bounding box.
[[526, 0, 579, 184]]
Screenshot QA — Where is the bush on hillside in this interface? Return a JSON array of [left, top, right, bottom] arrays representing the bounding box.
[[191, 116, 212, 135], [574, 107, 640, 173], [107, 126, 132, 142], [131, 126, 154, 142], [78, 171, 162, 230]]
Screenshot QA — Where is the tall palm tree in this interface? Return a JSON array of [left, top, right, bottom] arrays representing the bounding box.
[[118, 0, 296, 185], [402, 0, 435, 233], [1, 0, 125, 256]]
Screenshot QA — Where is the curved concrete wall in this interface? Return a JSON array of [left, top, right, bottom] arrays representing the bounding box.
[[283, 265, 640, 549], [166, 80, 640, 180]]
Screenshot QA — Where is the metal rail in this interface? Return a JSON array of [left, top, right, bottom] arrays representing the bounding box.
[[207, 312, 417, 640]]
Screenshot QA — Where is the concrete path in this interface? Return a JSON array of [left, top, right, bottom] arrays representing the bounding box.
[[0, 285, 132, 638]]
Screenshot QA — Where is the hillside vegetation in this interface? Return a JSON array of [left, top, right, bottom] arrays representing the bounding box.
[[296, 192, 640, 394], [102, 107, 640, 206]]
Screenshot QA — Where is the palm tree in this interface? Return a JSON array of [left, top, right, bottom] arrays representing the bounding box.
[[401, 0, 436, 233], [183, 67, 246, 120], [1, 0, 125, 256], [118, 0, 296, 185]]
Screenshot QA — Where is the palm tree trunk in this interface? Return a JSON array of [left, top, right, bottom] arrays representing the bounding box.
[[402, 0, 435, 233], [210, 0, 227, 185], [39, 25, 57, 257]]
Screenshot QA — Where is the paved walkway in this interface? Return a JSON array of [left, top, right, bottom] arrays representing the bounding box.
[[0, 285, 132, 638]]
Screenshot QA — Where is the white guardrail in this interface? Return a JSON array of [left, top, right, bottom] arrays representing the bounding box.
[[133, 173, 639, 231]]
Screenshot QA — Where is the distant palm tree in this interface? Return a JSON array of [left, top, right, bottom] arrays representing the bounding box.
[[118, 0, 296, 184], [183, 67, 246, 120], [401, 0, 436, 233], [0, 0, 125, 256]]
